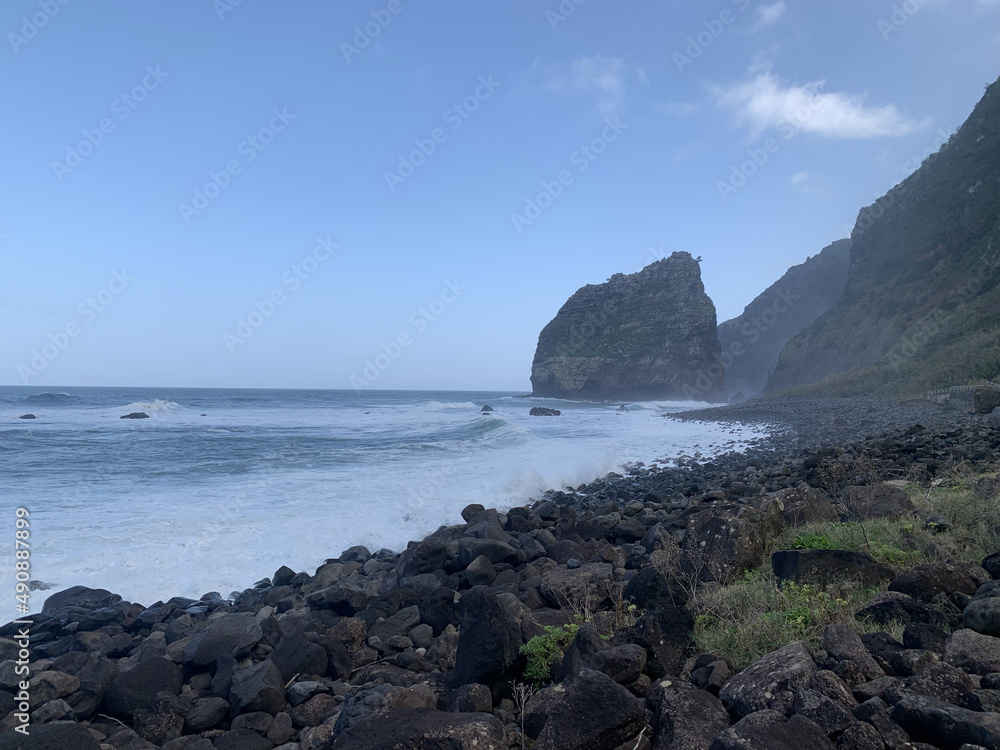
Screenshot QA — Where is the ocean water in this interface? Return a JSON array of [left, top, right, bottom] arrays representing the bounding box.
[[0, 387, 767, 618]]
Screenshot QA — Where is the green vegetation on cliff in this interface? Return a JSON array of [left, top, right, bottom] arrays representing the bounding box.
[[765, 77, 1000, 397]]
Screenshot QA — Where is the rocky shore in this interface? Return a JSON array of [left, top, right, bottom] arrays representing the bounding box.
[[2, 398, 1000, 750]]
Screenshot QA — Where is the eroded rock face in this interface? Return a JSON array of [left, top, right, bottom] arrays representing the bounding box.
[[530, 252, 725, 402]]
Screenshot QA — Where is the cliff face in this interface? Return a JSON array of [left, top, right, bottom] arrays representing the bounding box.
[[530, 252, 725, 402], [765, 76, 1000, 396], [718, 239, 851, 398]]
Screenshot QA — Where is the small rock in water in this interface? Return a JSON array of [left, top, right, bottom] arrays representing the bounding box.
[[530, 407, 561, 416], [18, 414, 36, 419], [481, 404, 494, 412], [120, 412, 150, 419]]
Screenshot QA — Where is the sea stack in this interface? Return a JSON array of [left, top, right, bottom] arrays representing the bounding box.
[[530, 251, 725, 402]]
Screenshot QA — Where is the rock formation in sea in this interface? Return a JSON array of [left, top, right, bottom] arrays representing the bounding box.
[[717, 239, 851, 399], [530, 251, 725, 402]]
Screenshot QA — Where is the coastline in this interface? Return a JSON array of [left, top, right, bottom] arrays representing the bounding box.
[[2, 396, 999, 749]]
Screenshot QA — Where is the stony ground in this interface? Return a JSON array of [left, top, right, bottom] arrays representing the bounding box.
[[2, 398, 1000, 750]]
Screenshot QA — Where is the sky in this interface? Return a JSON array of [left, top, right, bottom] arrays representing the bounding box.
[[1, 1, 998, 391]]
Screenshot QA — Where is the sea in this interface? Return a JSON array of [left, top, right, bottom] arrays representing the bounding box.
[[0, 387, 768, 620]]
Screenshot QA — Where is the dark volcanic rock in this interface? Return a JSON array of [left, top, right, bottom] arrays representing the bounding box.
[[529, 407, 562, 416], [102, 656, 182, 718], [944, 629, 1000, 675], [327, 708, 506, 750], [709, 710, 835, 750], [17, 414, 35, 419], [890, 693, 1000, 749], [719, 641, 817, 719], [533, 669, 646, 750], [228, 660, 286, 717], [120, 412, 149, 419], [182, 613, 263, 667], [889, 563, 980, 602], [530, 252, 725, 402], [855, 591, 948, 627], [682, 501, 780, 583], [773, 549, 893, 588], [647, 677, 730, 750], [453, 586, 522, 689], [0, 720, 102, 749], [42, 586, 122, 615], [841, 483, 915, 521]]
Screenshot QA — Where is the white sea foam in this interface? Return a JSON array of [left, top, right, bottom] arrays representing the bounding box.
[[0, 390, 767, 617]]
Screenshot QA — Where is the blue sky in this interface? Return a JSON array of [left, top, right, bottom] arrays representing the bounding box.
[[1, 0, 998, 391]]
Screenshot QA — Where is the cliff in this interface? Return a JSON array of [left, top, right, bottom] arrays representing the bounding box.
[[530, 252, 725, 402], [766, 76, 1000, 396], [718, 239, 851, 399]]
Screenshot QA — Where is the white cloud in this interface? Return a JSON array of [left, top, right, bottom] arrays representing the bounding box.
[[569, 56, 627, 113], [790, 171, 823, 193], [713, 69, 927, 140], [751, 1, 786, 32], [653, 101, 701, 117]]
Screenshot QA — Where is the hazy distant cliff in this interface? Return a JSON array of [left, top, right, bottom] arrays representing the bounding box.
[[530, 252, 725, 402], [718, 239, 851, 398], [766, 76, 1000, 395]]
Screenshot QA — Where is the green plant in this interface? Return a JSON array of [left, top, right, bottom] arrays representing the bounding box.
[[790, 531, 834, 550], [520, 623, 579, 687]]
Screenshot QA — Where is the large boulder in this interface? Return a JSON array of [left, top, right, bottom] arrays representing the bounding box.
[[822, 624, 884, 682], [42, 586, 122, 615], [332, 683, 437, 738], [944, 629, 1000, 675], [772, 549, 892, 588], [772, 487, 839, 526], [708, 710, 835, 750], [647, 678, 730, 750], [889, 562, 981, 602], [182, 613, 263, 668], [718, 641, 817, 719], [228, 660, 286, 717], [841, 484, 914, 521], [0, 721, 102, 749], [965, 581, 1000, 636], [539, 563, 614, 609], [890, 693, 1000, 750], [681, 501, 781, 583], [325, 708, 506, 750], [102, 656, 182, 718], [622, 606, 693, 680], [533, 669, 646, 750], [453, 586, 523, 689], [855, 590, 948, 627]]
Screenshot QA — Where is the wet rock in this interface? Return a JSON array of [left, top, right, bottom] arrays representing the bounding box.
[[120, 412, 150, 419], [719, 641, 817, 719], [42, 586, 122, 615], [773, 549, 892, 588], [530, 407, 561, 417], [17, 414, 35, 419]]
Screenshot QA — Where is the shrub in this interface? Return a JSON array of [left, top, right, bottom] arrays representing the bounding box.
[[520, 623, 579, 687]]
